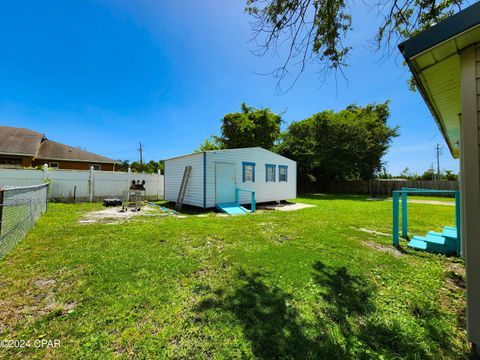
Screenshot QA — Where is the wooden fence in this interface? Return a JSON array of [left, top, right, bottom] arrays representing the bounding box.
[[317, 180, 459, 197]]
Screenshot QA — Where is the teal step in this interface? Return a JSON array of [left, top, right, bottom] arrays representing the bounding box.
[[422, 233, 447, 245], [428, 230, 457, 240], [442, 227, 458, 240], [408, 233, 456, 255], [407, 238, 427, 250], [444, 226, 457, 232], [216, 202, 249, 215]]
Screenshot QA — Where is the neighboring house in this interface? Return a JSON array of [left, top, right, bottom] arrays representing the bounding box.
[[399, 2, 480, 349], [164, 147, 296, 210], [0, 126, 118, 170]]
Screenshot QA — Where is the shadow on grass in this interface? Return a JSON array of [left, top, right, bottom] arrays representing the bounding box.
[[194, 262, 467, 359], [298, 193, 386, 202], [151, 200, 212, 215]]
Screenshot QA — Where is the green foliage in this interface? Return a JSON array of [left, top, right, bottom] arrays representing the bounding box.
[[245, 0, 468, 91], [116, 159, 164, 174], [444, 170, 459, 181], [0, 197, 468, 358], [277, 101, 398, 183], [198, 103, 282, 151], [116, 160, 130, 172], [393, 167, 459, 181], [195, 136, 223, 152]]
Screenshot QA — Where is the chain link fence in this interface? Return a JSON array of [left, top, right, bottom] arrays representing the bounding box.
[[0, 183, 49, 258]]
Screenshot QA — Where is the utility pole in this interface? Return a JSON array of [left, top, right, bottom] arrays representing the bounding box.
[[436, 143, 441, 180], [139, 141, 143, 172]]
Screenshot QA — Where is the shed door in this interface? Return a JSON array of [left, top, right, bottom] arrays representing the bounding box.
[[215, 162, 236, 204]]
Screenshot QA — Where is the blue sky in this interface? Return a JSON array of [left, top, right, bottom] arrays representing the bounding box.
[[0, 0, 458, 175]]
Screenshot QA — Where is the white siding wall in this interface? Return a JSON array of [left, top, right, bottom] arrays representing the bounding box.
[[205, 147, 296, 207], [460, 44, 480, 345], [164, 153, 204, 207]]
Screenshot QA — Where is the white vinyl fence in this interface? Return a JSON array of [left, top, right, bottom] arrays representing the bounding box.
[[0, 165, 164, 202]]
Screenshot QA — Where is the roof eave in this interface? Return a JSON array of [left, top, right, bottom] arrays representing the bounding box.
[[402, 56, 459, 158], [34, 156, 120, 164]]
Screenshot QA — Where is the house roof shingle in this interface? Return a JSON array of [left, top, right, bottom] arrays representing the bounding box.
[[0, 125, 117, 163], [0, 126, 45, 156], [36, 139, 116, 163]]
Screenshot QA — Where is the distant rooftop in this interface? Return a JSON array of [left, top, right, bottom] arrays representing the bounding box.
[[0, 125, 117, 163]]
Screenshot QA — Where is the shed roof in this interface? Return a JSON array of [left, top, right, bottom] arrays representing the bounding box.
[[398, 2, 480, 158], [163, 147, 295, 162]]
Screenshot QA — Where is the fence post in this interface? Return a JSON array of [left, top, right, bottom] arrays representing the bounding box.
[[89, 166, 94, 202], [43, 164, 48, 181], [0, 189, 4, 239], [157, 170, 161, 200], [127, 168, 132, 201]]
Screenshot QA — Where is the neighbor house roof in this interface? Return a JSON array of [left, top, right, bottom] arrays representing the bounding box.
[[0, 126, 45, 156], [0, 125, 117, 164], [398, 2, 480, 158], [36, 139, 116, 163]]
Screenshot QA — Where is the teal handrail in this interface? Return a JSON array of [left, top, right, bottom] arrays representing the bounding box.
[[235, 188, 256, 212], [392, 187, 460, 255]]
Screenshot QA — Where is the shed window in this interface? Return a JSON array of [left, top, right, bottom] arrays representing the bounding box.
[[265, 164, 276, 182], [242, 162, 255, 182], [91, 164, 101, 171], [49, 162, 59, 168], [279, 165, 288, 182]]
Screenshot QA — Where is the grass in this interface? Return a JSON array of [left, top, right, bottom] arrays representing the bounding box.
[[0, 194, 469, 359]]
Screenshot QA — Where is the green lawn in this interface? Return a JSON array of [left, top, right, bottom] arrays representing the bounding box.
[[0, 195, 468, 359]]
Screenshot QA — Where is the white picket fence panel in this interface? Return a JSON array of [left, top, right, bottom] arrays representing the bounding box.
[[0, 166, 164, 202]]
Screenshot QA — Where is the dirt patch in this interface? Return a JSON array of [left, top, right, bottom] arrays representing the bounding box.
[[257, 202, 316, 211], [356, 228, 390, 237], [363, 241, 403, 257], [34, 279, 56, 288], [79, 205, 168, 224]]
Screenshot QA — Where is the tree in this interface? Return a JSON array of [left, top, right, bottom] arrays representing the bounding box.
[[245, 0, 466, 92], [444, 170, 458, 181], [195, 136, 223, 152], [418, 168, 435, 180], [117, 160, 164, 174], [277, 101, 398, 186], [197, 103, 282, 151], [117, 160, 130, 172]]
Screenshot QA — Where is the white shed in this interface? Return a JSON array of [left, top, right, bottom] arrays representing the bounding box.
[[164, 147, 296, 213]]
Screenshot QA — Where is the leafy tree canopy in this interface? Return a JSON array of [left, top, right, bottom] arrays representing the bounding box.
[[197, 103, 282, 151], [196, 136, 223, 152], [117, 160, 164, 174], [277, 101, 399, 183], [245, 0, 466, 92]]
